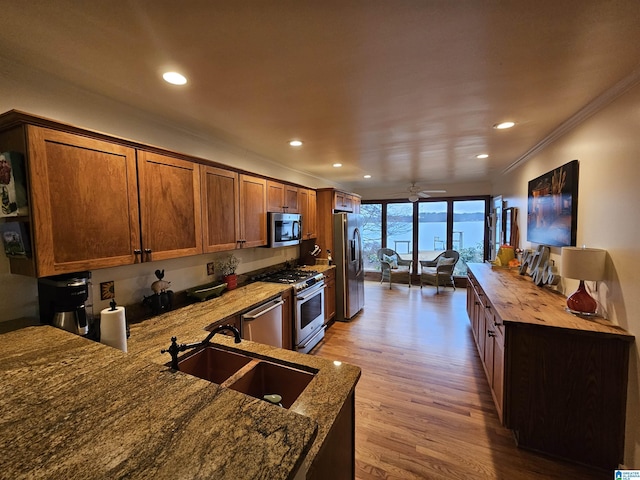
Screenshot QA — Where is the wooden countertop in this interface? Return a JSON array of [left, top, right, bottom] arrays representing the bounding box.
[[0, 279, 361, 480], [468, 263, 634, 341]]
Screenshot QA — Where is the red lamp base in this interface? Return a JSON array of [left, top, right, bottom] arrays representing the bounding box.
[[566, 280, 597, 315]]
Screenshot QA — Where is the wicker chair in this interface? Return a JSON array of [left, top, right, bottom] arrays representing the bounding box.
[[377, 248, 413, 289], [419, 250, 460, 293]]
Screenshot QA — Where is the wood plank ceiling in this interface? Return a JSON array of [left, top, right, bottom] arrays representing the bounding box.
[[1, 1, 639, 198]]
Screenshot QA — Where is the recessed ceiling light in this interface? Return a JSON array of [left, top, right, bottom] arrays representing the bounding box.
[[289, 140, 303, 147], [493, 121, 516, 130], [364, 174, 372, 179], [476, 154, 489, 159], [162, 71, 187, 85], [333, 163, 342, 168]]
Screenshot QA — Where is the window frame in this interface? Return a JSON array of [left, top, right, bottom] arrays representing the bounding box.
[[361, 195, 491, 276]]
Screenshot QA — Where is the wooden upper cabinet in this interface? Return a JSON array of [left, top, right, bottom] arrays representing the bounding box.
[[137, 151, 202, 261], [299, 188, 317, 239], [26, 126, 140, 276], [334, 191, 353, 212], [284, 184, 299, 213], [352, 195, 361, 213], [239, 174, 267, 248], [267, 180, 299, 213], [201, 165, 240, 252]]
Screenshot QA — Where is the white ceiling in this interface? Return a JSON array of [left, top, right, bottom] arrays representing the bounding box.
[[2, 1, 640, 198]]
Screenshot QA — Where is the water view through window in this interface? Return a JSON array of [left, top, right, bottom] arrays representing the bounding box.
[[361, 198, 487, 275]]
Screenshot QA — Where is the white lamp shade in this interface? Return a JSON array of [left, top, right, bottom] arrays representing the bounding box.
[[561, 247, 606, 281]]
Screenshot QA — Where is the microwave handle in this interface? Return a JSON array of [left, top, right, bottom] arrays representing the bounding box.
[[294, 220, 301, 237]]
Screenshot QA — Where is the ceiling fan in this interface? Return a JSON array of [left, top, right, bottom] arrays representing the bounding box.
[[393, 183, 447, 202]]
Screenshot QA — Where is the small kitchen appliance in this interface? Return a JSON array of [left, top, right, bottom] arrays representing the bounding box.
[[267, 212, 302, 247], [38, 271, 92, 336]]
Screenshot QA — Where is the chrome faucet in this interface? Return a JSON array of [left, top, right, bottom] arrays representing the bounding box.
[[161, 324, 241, 370]]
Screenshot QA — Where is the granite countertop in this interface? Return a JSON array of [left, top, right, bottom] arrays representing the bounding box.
[[0, 276, 360, 480]]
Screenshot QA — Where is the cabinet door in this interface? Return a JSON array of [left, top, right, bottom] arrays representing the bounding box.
[[492, 327, 505, 422], [137, 151, 202, 261], [206, 314, 242, 338], [334, 191, 353, 212], [266, 180, 285, 212], [284, 185, 299, 213], [324, 270, 336, 324], [300, 188, 317, 239], [27, 126, 140, 276], [201, 166, 240, 252], [239, 174, 267, 247], [281, 289, 293, 350], [352, 196, 361, 214]]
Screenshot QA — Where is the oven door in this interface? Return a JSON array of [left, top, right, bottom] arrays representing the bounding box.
[[295, 282, 325, 351]]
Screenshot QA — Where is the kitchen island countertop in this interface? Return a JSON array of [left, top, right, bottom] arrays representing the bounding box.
[[1, 274, 359, 480]]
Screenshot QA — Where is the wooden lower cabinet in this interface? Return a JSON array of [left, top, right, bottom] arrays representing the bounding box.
[[466, 263, 634, 470], [306, 389, 356, 480], [205, 314, 242, 338], [324, 268, 336, 324], [281, 289, 293, 350]]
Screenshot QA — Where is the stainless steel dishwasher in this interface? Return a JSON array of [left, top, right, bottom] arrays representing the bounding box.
[[241, 296, 284, 348]]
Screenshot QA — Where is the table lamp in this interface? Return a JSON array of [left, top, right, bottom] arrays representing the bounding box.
[[561, 246, 606, 315]]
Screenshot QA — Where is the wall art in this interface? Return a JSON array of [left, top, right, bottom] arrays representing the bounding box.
[[527, 160, 578, 247]]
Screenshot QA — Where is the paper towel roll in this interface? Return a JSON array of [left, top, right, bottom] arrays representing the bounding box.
[[100, 306, 128, 352]]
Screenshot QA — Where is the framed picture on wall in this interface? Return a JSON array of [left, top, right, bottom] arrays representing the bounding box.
[[527, 160, 578, 247]]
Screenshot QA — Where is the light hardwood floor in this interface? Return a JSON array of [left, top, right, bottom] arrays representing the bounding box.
[[312, 280, 609, 480]]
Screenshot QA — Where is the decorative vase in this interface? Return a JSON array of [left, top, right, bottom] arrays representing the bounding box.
[[224, 274, 237, 290]]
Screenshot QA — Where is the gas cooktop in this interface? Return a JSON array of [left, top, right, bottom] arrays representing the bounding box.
[[252, 268, 324, 290]]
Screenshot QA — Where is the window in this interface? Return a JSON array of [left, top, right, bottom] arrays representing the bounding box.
[[361, 203, 382, 270], [418, 201, 448, 262], [452, 200, 486, 275], [386, 203, 413, 257], [362, 196, 490, 275]]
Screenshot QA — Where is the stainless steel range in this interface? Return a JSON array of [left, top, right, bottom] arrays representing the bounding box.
[[255, 269, 325, 354]]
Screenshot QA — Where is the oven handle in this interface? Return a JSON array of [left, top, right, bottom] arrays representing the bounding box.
[[297, 325, 326, 350], [296, 283, 325, 300]]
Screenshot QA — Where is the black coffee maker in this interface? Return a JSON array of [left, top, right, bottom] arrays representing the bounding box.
[[38, 272, 92, 336]]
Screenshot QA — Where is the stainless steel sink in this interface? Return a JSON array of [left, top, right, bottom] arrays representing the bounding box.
[[176, 346, 315, 409], [178, 346, 253, 384], [226, 361, 315, 409]]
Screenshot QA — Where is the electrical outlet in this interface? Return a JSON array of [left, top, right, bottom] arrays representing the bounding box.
[[207, 262, 215, 275], [100, 281, 115, 300]]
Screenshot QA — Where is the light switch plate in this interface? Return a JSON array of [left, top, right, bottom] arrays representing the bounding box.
[[207, 262, 215, 275]]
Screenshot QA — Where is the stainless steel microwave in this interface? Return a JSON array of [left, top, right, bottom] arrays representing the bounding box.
[[268, 212, 302, 247]]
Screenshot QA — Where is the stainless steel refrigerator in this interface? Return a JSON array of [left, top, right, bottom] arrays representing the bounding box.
[[333, 213, 365, 321]]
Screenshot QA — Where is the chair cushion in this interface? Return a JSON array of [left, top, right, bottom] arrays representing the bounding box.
[[437, 257, 456, 267], [383, 253, 399, 268]]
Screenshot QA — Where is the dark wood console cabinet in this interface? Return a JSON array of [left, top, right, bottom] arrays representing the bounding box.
[[466, 263, 634, 470]]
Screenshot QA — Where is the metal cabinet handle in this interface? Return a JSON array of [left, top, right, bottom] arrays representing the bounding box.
[[242, 299, 285, 320]]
